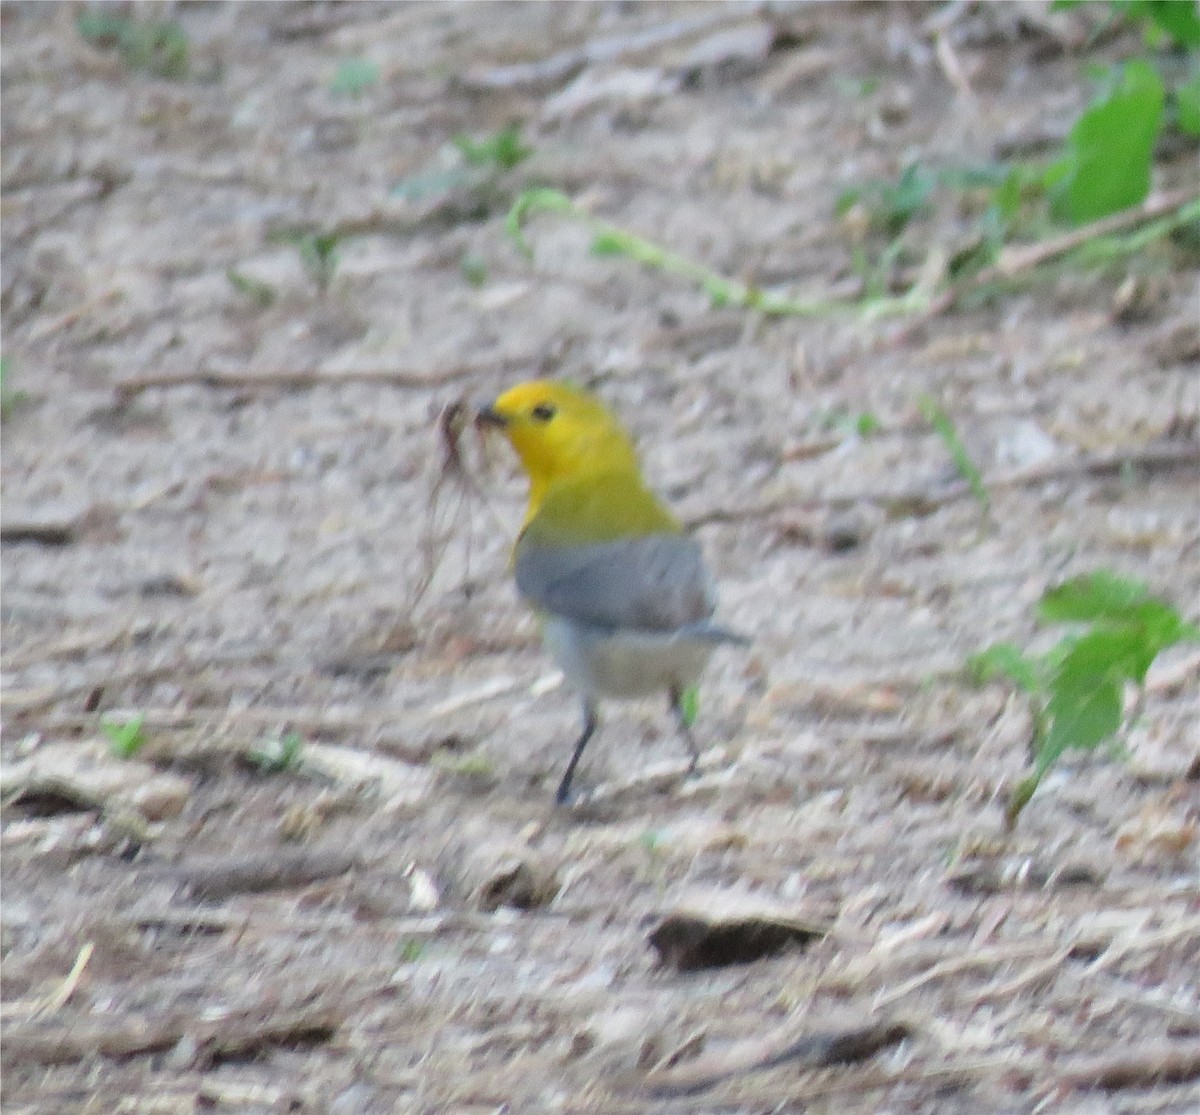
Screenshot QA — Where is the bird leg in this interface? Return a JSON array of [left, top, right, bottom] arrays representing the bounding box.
[[669, 685, 701, 775], [556, 700, 598, 805]]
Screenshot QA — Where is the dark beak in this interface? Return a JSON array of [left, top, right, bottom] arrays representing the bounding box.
[[475, 404, 508, 430]]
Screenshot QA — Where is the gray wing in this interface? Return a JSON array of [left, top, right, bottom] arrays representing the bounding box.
[[515, 533, 716, 634]]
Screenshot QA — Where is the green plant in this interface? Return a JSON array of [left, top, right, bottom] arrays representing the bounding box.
[[101, 714, 147, 759], [330, 58, 380, 97], [1039, 2, 1197, 224], [396, 938, 425, 963], [813, 408, 882, 438], [1175, 70, 1200, 134], [1047, 59, 1165, 224], [452, 125, 532, 171], [1058, 0, 1200, 50], [248, 731, 305, 774], [268, 230, 340, 294], [486, 1, 1191, 327], [507, 188, 924, 319], [826, 0, 1198, 312], [226, 268, 276, 309], [431, 748, 495, 778], [851, 412, 882, 437], [677, 686, 699, 730], [76, 11, 189, 79], [833, 75, 881, 99], [837, 162, 938, 238], [391, 124, 533, 202], [916, 393, 989, 513], [969, 571, 1199, 825]]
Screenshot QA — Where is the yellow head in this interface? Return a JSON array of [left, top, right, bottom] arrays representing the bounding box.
[[478, 380, 641, 515]]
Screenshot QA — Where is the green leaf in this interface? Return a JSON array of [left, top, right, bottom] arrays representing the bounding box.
[[1051, 60, 1164, 225], [590, 230, 637, 257], [967, 643, 1042, 695], [917, 393, 990, 512], [330, 58, 380, 97], [390, 124, 530, 202], [396, 938, 425, 963], [1006, 773, 1040, 826], [888, 164, 937, 226], [833, 75, 880, 98], [990, 567, 1198, 827], [102, 714, 147, 759], [1122, 601, 1199, 657], [1038, 571, 1150, 623], [991, 168, 1024, 222], [248, 731, 305, 773], [678, 686, 700, 730], [855, 412, 882, 437], [1175, 72, 1200, 137], [269, 229, 340, 291], [841, 162, 937, 236], [1040, 571, 1198, 676], [834, 186, 861, 217], [505, 188, 577, 258], [1143, 0, 1200, 47], [1042, 672, 1123, 759], [452, 125, 532, 171], [1053, 625, 1154, 689]]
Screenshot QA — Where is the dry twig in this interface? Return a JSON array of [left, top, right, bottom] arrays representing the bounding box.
[[2, 997, 343, 1068], [38, 943, 95, 1015], [643, 1019, 911, 1098], [890, 187, 1199, 340], [174, 848, 360, 900], [970, 946, 1072, 1005], [1054, 1040, 1200, 1092], [114, 361, 498, 398], [868, 940, 1083, 1009], [0, 520, 77, 546], [459, 8, 748, 91]]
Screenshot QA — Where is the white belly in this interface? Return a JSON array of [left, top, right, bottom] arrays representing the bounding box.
[[542, 616, 716, 699]]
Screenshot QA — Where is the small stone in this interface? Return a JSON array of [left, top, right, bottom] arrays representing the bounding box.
[[129, 776, 191, 821], [1111, 274, 1165, 325], [878, 85, 913, 125], [2, 740, 192, 826], [995, 420, 1059, 470], [475, 854, 559, 911], [648, 888, 832, 971], [822, 509, 870, 552]]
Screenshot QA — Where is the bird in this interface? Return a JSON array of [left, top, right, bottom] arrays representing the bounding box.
[[476, 379, 746, 803]]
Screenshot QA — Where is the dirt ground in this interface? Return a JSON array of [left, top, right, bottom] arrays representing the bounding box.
[[3, 2, 1199, 1112]]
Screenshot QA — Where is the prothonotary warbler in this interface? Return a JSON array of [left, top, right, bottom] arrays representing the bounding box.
[[476, 380, 747, 803]]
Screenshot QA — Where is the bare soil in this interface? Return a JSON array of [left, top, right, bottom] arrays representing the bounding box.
[[3, 3, 1199, 1112]]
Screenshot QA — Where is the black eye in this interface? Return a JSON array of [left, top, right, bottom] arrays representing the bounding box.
[[530, 402, 556, 422]]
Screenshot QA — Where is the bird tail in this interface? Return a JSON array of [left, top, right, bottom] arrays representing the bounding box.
[[680, 621, 751, 647]]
